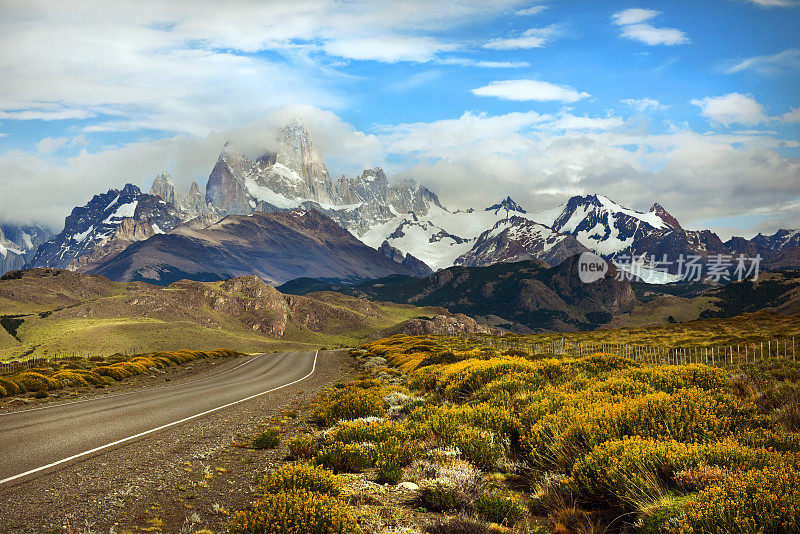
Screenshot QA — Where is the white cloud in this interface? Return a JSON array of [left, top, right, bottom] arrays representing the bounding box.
[[472, 80, 590, 102], [483, 25, 559, 50], [0, 105, 384, 228], [442, 58, 530, 68], [0, 109, 96, 121], [323, 35, 456, 63], [740, 0, 798, 6], [621, 98, 666, 112], [782, 107, 800, 122], [2, 106, 799, 239], [374, 111, 800, 233], [516, 5, 548, 15], [691, 93, 769, 126], [0, 0, 527, 135], [619, 24, 689, 46], [548, 115, 625, 131], [611, 8, 659, 25], [725, 48, 800, 75], [36, 137, 70, 155], [612, 9, 689, 46]]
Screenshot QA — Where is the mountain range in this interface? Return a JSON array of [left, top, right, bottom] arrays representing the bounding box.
[[6, 120, 799, 287]]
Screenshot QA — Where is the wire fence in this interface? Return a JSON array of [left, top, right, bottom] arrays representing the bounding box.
[[456, 334, 797, 367]]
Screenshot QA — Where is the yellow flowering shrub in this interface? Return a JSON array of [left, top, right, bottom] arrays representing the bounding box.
[[227, 490, 359, 534], [260, 463, 341, 497], [354, 334, 800, 530], [676, 464, 800, 534], [327, 419, 406, 445], [314, 386, 386, 425], [566, 437, 781, 510]]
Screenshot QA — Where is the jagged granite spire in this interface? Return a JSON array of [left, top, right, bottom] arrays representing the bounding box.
[[150, 171, 176, 205]]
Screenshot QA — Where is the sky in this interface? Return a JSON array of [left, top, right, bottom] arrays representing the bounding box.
[[0, 0, 798, 239]]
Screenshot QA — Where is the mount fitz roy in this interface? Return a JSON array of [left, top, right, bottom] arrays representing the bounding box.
[[16, 120, 800, 284]]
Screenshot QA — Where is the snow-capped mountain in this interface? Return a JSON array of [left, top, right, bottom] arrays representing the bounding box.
[[359, 197, 543, 271], [0, 223, 53, 275], [16, 120, 800, 282], [753, 229, 800, 251], [28, 184, 183, 270], [454, 216, 589, 268], [204, 123, 442, 239], [543, 194, 676, 256], [540, 194, 732, 271]]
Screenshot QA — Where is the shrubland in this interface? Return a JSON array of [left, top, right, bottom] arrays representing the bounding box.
[[233, 332, 798, 533], [0, 349, 241, 398]]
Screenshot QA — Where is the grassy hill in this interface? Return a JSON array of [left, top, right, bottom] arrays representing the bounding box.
[[0, 269, 447, 360]]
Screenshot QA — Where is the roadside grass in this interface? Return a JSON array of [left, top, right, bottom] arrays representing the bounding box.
[[0, 348, 243, 398], [225, 332, 800, 533]]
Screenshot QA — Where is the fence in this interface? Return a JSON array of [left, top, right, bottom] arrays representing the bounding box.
[[456, 334, 796, 367]]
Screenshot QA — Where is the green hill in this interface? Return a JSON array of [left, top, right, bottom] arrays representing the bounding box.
[[0, 269, 448, 360]]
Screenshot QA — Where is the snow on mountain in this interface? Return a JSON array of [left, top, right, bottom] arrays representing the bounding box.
[[753, 229, 800, 251], [454, 216, 589, 268], [28, 184, 182, 270], [547, 194, 672, 257], [22, 120, 800, 282], [0, 223, 54, 274], [359, 202, 540, 271]]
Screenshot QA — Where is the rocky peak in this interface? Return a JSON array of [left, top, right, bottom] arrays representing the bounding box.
[[150, 171, 176, 205], [275, 122, 334, 204], [486, 196, 527, 215], [120, 183, 142, 198], [649, 202, 681, 229], [179, 181, 209, 216]]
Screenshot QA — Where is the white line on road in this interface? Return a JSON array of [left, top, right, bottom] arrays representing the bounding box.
[[0, 351, 318, 486]]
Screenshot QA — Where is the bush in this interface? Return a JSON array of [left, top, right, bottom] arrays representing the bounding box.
[[288, 435, 319, 460], [227, 490, 358, 534], [420, 479, 462, 511], [51, 371, 91, 388], [93, 365, 132, 381], [452, 427, 504, 471], [329, 419, 405, 445], [316, 386, 386, 425], [13, 371, 59, 391], [523, 387, 749, 470], [314, 443, 372, 473], [0, 377, 21, 395], [676, 465, 800, 533], [375, 436, 403, 484], [566, 437, 780, 510], [261, 463, 341, 497], [673, 464, 735, 492], [253, 428, 281, 449], [473, 493, 526, 526]]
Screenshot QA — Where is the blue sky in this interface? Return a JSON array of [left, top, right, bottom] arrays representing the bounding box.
[[0, 0, 798, 238]]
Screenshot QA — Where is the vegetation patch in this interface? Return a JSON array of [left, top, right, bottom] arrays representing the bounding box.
[[0, 348, 242, 398]]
